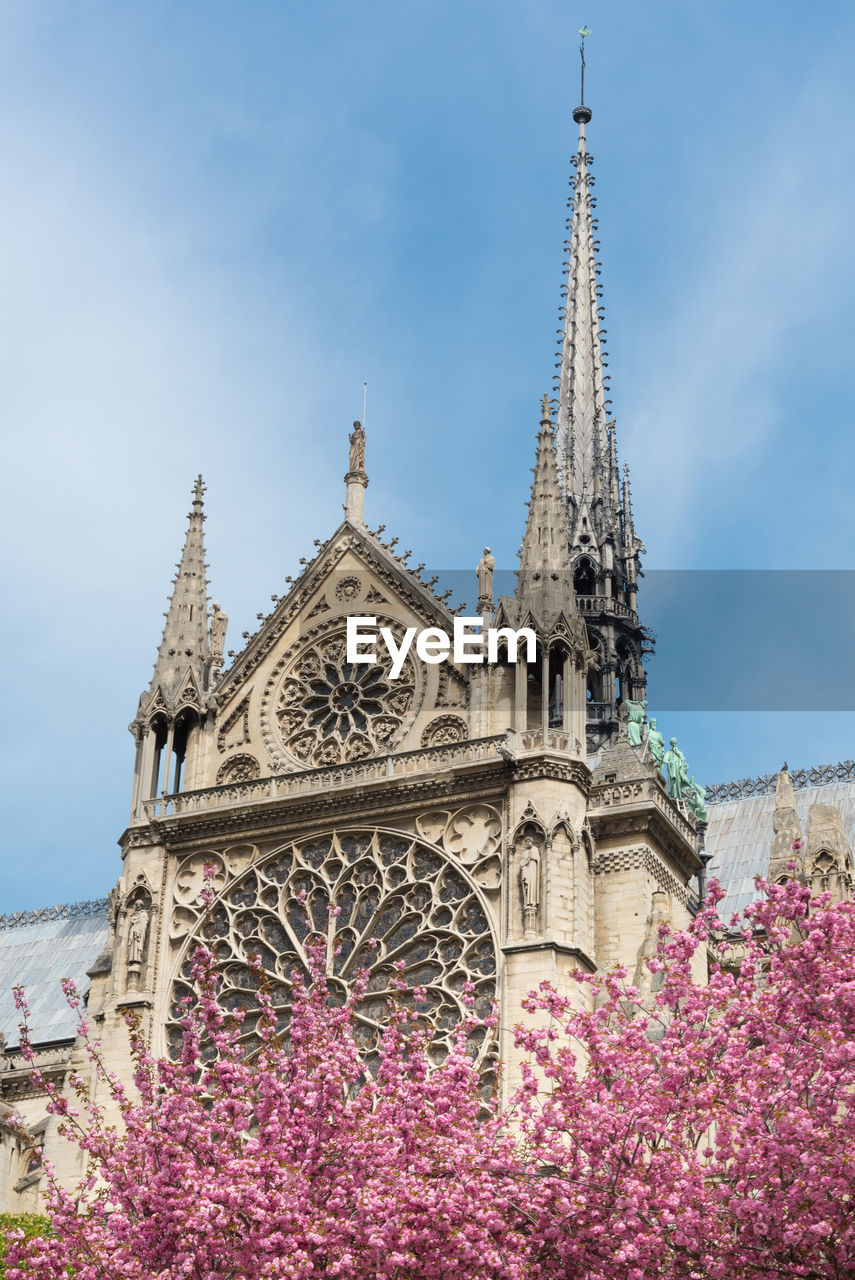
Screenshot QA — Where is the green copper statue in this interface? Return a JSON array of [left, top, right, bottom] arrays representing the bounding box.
[[647, 717, 665, 770], [686, 775, 708, 823], [625, 698, 647, 747], [664, 737, 689, 801]]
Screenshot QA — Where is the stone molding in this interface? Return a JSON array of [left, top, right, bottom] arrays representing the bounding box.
[[215, 529, 460, 702], [593, 844, 691, 908], [0, 1043, 72, 1102], [143, 736, 508, 822]]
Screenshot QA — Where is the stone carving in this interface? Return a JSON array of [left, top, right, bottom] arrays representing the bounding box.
[[664, 738, 689, 801], [262, 617, 423, 769], [174, 852, 227, 907], [365, 585, 388, 603], [435, 665, 467, 708], [348, 421, 366, 473], [125, 890, 153, 992], [169, 905, 198, 942], [217, 696, 251, 754], [805, 802, 853, 901], [334, 576, 361, 602], [127, 901, 150, 966], [306, 598, 330, 619], [625, 698, 647, 747], [167, 830, 497, 1075], [209, 602, 228, 664], [222, 843, 261, 876], [517, 837, 541, 936], [472, 856, 502, 891], [476, 547, 495, 607], [633, 889, 670, 1001], [415, 810, 451, 846], [445, 804, 502, 866], [421, 715, 467, 748], [216, 754, 261, 786]]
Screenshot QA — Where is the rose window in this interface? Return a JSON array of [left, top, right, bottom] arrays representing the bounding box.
[[263, 622, 422, 767], [168, 830, 498, 1078]]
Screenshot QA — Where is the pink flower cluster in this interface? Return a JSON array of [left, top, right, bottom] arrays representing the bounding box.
[[6, 877, 855, 1279]]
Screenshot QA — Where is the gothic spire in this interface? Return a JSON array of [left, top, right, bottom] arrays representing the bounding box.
[[555, 100, 610, 515], [144, 476, 210, 714], [516, 395, 574, 619], [546, 66, 650, 753]]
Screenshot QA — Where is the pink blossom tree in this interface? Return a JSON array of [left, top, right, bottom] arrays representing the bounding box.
[[516, 876, 855, 1279], [7, 941, 533, 1279], [6, 877, 855, 1280]]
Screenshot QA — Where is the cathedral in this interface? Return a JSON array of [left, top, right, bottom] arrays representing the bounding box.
[[1, 89, 852, 1212]]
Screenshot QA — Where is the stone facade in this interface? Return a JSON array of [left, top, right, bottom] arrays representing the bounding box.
[[0, 97, 705, 1210]]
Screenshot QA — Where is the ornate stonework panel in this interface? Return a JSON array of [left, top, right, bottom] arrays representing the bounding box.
[[260, 617, 425, 769], [421, 714, 468, 748], [216, 754, 260, 785], [217, 695, 251, 754], [445, 804, 502, 866], [167, 829, 497, 1069]]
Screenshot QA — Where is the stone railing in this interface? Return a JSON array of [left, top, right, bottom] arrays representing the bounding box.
[[0, 899, 109, 932], [512, 728, 577, 755], [589, 774, 697, 844], [585, 702, 615, 724], [144, 735, 509, 821], [706, 759, 855, 805], [1, 1044, 71, 1075], [577, 595, 637, 622]]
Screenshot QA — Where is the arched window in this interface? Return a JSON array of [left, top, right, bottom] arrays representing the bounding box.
[[573, 557, 597, 596], [615, 639, 634, 704]]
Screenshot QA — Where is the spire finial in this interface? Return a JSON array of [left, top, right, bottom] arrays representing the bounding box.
[[573, 27, 593, 124], [139, 476, 211, 721], [540, 392, 552, 424], [516, 395, 574, 617]]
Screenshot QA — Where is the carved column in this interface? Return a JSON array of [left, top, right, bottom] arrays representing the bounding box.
[[514, 660, 527, 732]]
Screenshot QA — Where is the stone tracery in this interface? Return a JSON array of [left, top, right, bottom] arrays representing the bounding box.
[[262, 620, 423, 768], [167, 830, 498, 1073]]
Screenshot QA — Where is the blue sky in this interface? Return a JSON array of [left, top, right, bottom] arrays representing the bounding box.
[[2, 1, 854, 910]]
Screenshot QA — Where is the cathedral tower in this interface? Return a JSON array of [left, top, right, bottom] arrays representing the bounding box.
[[554, 97, 649, 751]]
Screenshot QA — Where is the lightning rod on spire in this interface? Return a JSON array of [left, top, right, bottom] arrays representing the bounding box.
[[578, 26, 591, 106]]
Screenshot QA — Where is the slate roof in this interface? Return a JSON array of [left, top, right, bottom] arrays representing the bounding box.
[[0, 901, 110, 1047], [706, 773, 855, 920]]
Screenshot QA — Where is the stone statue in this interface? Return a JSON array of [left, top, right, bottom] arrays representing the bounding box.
[[625, 698, 647, 747], [518, 837, 540, 909], [348, 420, 366, 473], [686, 775, 708, 823], [476, 546, 495, 605], [127, 901, 150, 966], [664, 737, 689, 802], [209, 602, 228, 663], [647, 718, 665, 770], [518, 837, 540, 937]]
